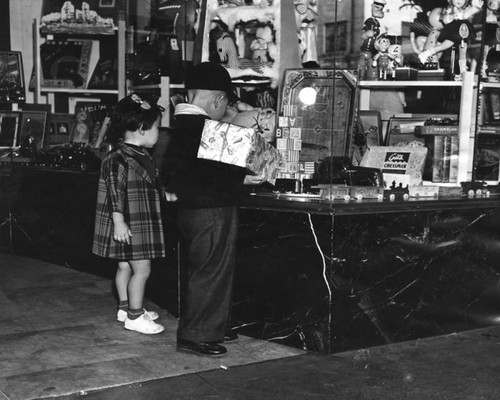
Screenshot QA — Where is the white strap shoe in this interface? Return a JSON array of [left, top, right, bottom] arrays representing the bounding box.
[[124, 314, 165, 334], [117, 308, 159, 322]]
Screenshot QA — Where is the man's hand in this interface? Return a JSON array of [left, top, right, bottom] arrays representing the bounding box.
[[165, 192, 178, 202], [244, 175, 265, 185]]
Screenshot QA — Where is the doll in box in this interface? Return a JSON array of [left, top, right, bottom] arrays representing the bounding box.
[[418, 0, 482, 77]]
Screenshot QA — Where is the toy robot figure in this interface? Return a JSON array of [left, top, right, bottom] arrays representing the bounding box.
[[418, 0, 482, 78], [359, 0, 387, 80]]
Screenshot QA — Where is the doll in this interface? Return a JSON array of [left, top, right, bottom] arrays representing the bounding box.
[[418, 0, 482, 77], [411, 7, 444, 68], [372, 34, 394, 79], [72, 108, 90, 144], [359, 0, 387, 79], [250, 26, 273, 63], [294, 0, 319, 63]]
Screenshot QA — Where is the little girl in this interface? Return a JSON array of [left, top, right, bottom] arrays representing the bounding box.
[[93, 93, 166, 334]]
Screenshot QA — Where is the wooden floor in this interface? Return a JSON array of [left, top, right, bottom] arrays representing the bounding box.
[[1, 252, 500, 400], [0, 253, 304, 400]]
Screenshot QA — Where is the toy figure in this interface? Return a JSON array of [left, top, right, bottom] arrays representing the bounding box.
[[250, 26, 274, 63], [294, 0, 319, 64], [418, 0, 483, 77], [216, 32, 240, 69], [482, 0, 500, 76], [359, 0, 387, 79], [372, 35, 394, 79], [388, 36, 403, 69], [411, 7, 444, 68], [72, 108, 90, 144]]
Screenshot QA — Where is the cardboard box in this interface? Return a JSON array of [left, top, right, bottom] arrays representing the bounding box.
[[360, 146, 428, 186], [197, 120, 281, 185], [419, 126, 459, 135], [395, 67, 418, 81]]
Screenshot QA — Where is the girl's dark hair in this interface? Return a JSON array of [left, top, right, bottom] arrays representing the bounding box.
[[106, 94, 163, 145]]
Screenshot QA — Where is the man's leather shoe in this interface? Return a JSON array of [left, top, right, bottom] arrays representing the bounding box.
[[177, 339, 227, 356], [224, 331, 238, 342]]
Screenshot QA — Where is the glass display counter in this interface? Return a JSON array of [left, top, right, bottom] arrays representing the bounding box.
[[2, 167, 500, 354]]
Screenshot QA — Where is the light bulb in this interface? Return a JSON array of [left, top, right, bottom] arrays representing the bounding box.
[[298, 87, 317, 105]]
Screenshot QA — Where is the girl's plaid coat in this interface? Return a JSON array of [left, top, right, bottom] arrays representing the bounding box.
[[92, 143, 166, 260]]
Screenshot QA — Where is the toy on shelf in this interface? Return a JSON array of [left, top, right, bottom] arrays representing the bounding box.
[[417, 0, 482, 78], [482, 0, 500, 77], [388, 36, 404, 69], [372, 34, 394, 80], [294, 0, 319, 64], [216, 31, 240, 69], [384, 181, 410, 201], [358, 0, 387, 80], [250, 25, 274, 64], [203, 0, 283, 87], [410, 7, 445, 69]]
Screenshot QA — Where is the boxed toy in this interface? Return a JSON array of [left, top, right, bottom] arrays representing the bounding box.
[[197, 119, 281, 184], [360, 146, 428, 186]]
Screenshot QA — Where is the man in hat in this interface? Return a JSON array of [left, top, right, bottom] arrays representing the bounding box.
[[163, 62, 262, 356]]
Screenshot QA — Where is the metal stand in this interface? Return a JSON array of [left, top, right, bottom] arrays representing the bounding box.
[[0, 164, 39, 254], [0, 211, 38, 253]]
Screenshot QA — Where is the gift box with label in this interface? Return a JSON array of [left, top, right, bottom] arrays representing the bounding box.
[[197, 119, 281, 184]]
